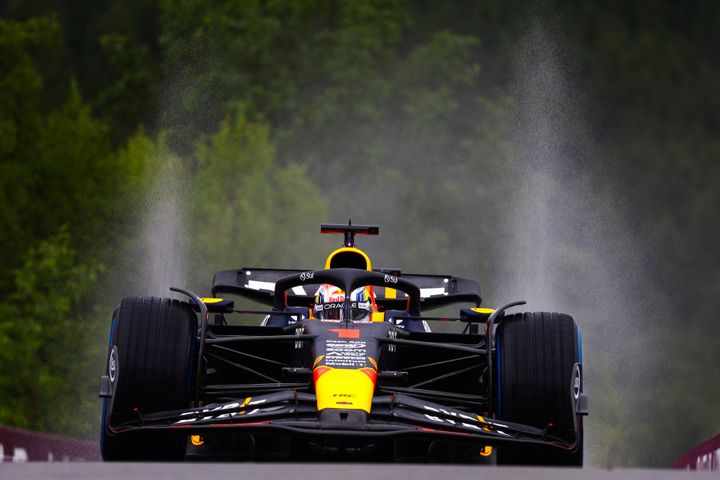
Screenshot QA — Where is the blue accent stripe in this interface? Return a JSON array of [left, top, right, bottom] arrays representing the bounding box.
[[576, 326, 582, 362], [108, 307, 118, 346], [576, 326, 583, 393], [100, 398, 107, 451], [496, 328, 502, 417]]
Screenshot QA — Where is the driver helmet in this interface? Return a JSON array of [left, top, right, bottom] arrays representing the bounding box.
[[313, 284, 375, 322]]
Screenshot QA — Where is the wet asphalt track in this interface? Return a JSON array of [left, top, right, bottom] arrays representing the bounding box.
[[0, 463, 716, 480]]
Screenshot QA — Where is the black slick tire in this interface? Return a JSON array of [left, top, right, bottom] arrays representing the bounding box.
[[101, 296, 197, 461], [495, 312, 583, 466]]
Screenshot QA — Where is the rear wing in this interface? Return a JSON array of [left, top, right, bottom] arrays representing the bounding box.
[[212, 268, 481, 311]]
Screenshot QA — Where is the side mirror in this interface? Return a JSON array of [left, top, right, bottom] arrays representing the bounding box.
[[191, 297, 235, 313], [459, 307, 495, 322]]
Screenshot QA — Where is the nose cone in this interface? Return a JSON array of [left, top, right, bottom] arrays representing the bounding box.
[[314, 367, 377, 413]]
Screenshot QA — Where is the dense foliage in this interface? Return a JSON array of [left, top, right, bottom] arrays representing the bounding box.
[[1, 1, 718, 466]]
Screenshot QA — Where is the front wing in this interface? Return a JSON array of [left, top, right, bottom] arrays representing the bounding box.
[[106, 390, 579, 452]]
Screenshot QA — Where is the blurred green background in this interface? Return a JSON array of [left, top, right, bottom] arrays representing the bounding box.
[[1, 0, 718, 467]]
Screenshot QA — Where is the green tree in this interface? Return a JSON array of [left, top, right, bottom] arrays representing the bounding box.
[[191, 106, 329, 283], [158, 0, 408, 153], [1, 0, 163, 144], [0, 16, 167, 437], [0, 17, 116, 291], [0, 228, 101, 434]]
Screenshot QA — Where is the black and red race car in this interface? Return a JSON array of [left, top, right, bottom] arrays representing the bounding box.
[[99, 223, 587, 464]]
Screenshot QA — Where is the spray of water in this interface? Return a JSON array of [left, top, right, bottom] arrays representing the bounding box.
[[139, 154, 188, 298], [498, 24, 663, 466], [502, 29, 566, 310]]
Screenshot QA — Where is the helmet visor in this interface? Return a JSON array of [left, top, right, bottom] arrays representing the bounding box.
[[315, 301, 344, 320], [313, 300, 373, 321], [350, 301, 372, 322]]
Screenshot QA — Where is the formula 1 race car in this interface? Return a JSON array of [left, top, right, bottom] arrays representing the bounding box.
[[99, 223, 588, 464]]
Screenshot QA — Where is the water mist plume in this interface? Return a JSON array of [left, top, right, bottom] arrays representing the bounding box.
[[499, 24, 657, 466], [140, 155, 188, 298]]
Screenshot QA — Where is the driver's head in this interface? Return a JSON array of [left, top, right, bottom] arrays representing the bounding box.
[[314, 284, 374, 322]]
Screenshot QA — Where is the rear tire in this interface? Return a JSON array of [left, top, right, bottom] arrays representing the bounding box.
[[496, 312, 583, 466], [102, 297, 197, 461]]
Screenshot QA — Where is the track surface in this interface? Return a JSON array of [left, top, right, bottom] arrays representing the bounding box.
[[0, 463, 716, 480]]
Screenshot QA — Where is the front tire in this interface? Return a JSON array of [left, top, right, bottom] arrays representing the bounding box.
[[102, 296, 197, 461], [495, 312, 583, 466]]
